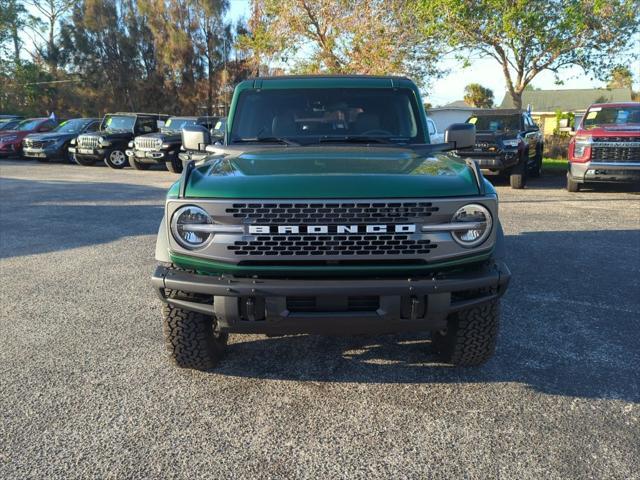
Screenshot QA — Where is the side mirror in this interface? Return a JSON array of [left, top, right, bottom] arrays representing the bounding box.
[[182, 125, 211, 151], [445, 123, 475, 150]]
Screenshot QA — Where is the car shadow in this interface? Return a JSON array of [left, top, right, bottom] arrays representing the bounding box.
[[212, 229, 640, 403], [488, 171, 640, 194], [0, 177, 166, 259]]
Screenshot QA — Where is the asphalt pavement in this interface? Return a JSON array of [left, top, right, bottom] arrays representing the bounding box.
[[1, 160, 639, 479]]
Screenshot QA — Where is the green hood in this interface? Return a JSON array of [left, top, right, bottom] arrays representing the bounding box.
[[183, 146, 481, 199]]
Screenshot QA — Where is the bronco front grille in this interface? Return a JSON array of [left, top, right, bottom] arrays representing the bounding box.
[[225, 201, 439, 224], [78, 136, 99, 149], [227, 234, 436, 256], [135, 137, 161, 150]]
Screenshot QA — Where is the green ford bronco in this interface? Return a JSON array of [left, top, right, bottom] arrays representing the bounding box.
[[151, 75, 511, 371]]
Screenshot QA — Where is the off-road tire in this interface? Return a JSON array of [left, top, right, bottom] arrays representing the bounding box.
[[529, 146, 543, 178], [104, 149, 128, 169], [566, 175, 581, 192], [166, 156, 183, 174], [129, 157, 151, 170], [162, 291, 228, 371], [509, 160, 527, 189], [432, 299, 499, 367], [74, 154, 96, 166]]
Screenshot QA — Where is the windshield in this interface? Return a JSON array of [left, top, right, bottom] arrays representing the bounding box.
[[583, 106, 640, 127], [15, 119, 43, 131], [102, 115, 135, 131], [230, 88, 423, 145], [53, 119, 88, 134], [162, 117, 198, 132], [467, 115, 521, 132]]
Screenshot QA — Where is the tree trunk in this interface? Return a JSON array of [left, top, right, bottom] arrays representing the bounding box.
[[510, 91, 523, 110]]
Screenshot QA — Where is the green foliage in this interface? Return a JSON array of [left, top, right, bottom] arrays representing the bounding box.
[[553, 109, 575, 136], [463, 83, 494, 108], [238, 0, 443, 86], [607, 65, 634, 90], [417, 0, 640, 108]]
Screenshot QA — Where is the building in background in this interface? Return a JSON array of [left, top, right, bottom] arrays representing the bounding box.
[[500, 88, 633, 135], [426, 100, 479, 132]]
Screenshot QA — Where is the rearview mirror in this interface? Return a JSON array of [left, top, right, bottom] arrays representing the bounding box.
[[445, 123, 475, 150]]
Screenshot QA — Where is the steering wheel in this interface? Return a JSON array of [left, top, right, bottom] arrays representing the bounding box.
[[361, 129, 394, 137]]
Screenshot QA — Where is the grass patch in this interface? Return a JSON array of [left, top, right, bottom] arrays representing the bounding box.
[[543, 157, 568, 175]]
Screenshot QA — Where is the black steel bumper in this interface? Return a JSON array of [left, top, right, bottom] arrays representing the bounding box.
[[472, 151, 519, 171], [151, 262, 511, 335]]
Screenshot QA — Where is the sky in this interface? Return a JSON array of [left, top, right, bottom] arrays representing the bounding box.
[[227, 0, 639, 107]]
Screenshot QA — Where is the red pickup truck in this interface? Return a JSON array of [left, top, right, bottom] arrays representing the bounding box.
[[567, 102, 640, 191]]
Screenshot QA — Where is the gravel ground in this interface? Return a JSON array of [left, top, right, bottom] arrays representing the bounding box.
[[1, 160, 639, 479]]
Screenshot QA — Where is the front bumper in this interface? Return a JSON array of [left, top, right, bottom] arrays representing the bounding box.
[[68, 146, 107, 160], [151, 261, 511, 335], [569, 161, 640, 184], [23, 146, 63, 159], [126, 149, 175, 164], [469, 150, 520, 171]]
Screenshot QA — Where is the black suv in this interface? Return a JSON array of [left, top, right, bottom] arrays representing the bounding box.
[[466, 109, 543, 189], [69, 112, 168, 168], [126, 116, 219, 173], [23, 118, 100, 162]]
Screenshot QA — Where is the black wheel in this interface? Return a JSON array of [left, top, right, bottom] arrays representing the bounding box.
[[509, 159, 527, 189], [104, 149, 128, 169], [74, 154, 96, 166], [166, 156, 183, 174], [129, 156, 151, 170], [62, 147, 73, 163], [567, 175, 581, 192], [162, 291, 228, 371], [529, 146, 543, 178], [432, 299, 499, 366]]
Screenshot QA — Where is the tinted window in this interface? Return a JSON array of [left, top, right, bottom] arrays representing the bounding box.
[[583, 106, 640, 127], [53, 119, 89, 133], [85, 121, 100, 132], [15, 119, 43, 131], [467, 114, 521, 132], [231, 88, 423, 144], [137, 117, 157, 133], [102, 115, 136, 131], [163, 117, 198, 132]]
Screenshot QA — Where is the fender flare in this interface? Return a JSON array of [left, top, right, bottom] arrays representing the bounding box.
[[155, 216, 171, 263]]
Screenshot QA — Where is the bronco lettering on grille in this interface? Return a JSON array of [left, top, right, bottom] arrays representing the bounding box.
[[248, 224, 417, 234]]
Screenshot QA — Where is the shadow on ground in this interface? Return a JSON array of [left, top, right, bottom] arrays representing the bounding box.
[[211, 229, 640, 403], [0, 177, 166, 258]]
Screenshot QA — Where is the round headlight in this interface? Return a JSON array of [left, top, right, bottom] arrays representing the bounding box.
[[98, 136, 104, 143], [451, 204, 492, 247], [128, 141, 134, 148], [171, 205, 214, 249]]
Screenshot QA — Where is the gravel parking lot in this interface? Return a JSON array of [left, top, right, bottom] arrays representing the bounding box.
[[1, 160, 639, 479]]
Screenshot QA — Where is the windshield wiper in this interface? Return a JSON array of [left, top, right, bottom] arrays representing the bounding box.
[[232, 136, 299, 146]]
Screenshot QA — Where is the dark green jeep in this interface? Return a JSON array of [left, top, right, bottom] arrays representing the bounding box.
[[152, 76, 511, 371]]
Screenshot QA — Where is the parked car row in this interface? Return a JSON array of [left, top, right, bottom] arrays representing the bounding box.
[[463, 103, 639, 191], [2, 100, 638, 188], [0, 112, 226, 174]]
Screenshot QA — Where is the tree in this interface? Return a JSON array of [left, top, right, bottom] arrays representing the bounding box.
[[418, 0, 640, 109], [463, 83, 494, 108], [607, 65, 634, 90], [238, 0, 442, 84], [24, 0, 74, 73]]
